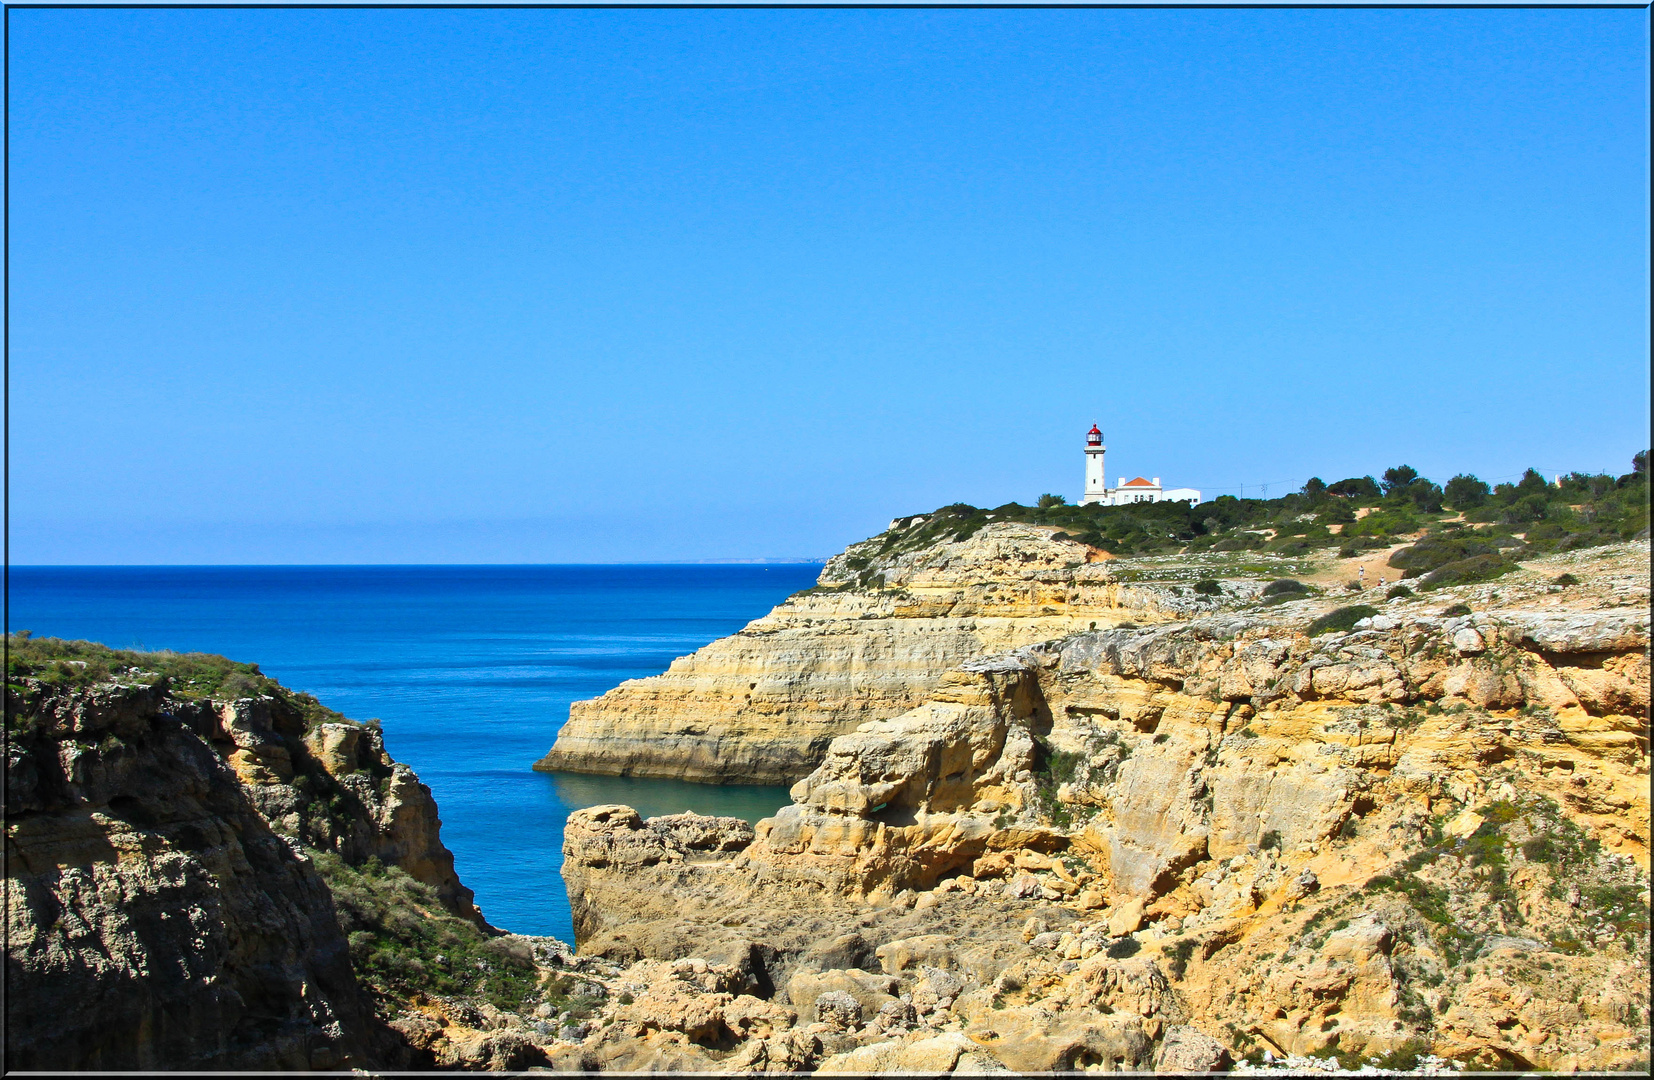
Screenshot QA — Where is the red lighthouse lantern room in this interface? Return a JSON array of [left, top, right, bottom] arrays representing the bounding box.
[[1086, 425, 1103, 446]]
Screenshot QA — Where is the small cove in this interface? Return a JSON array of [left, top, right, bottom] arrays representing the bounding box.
[[10, 563, 818, 942]]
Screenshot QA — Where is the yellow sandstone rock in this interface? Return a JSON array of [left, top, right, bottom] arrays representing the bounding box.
[[559, 541, 1650, 1073], [537, 522, 1186, 784]]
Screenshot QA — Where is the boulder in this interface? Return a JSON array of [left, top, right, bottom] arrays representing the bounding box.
[[1154, 1025, 1233, 1072], [813, 991, 862, 1032], [1109, 897, 1147, 937], [787, 969, 898, 1019]]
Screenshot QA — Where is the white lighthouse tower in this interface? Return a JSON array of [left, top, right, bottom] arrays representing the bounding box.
[[1078, 424, 1203, 507], [1081, 424, 1108, 505]]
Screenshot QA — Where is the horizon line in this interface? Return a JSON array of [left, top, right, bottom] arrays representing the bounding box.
[[7, 559, 832, 568]]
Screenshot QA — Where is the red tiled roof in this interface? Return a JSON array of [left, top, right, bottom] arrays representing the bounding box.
[[1123, 477, 1157, 487]]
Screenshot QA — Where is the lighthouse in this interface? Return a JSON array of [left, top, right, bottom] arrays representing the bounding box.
[[1081, 425, 1108, 505], [1079, 423, 1203, 507]]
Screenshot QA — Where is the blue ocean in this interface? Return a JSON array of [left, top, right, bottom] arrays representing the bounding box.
[[9, 564, 822, 942]]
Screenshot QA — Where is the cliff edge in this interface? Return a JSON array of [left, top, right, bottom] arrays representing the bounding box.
[[3, 642, 600, 1071], [537, 520, 1216, 784], [554, 541, 1651, 1072]]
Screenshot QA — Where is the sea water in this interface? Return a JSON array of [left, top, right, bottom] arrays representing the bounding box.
[[9, 564, 820, 942]]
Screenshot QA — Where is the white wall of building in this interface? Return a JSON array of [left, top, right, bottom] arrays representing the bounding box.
[[1082, 445, 1108, 504], [1079, 432, 1201, 507]]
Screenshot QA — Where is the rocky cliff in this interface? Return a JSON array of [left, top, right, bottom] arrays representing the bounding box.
[[5, 679, 384, 1070], [538, 521, 1227, 784], [557, 541, 1651, 1072], [4, 646, 595, 1071]]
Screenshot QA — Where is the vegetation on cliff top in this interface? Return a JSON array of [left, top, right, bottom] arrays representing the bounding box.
[[315, 853, 591, 1020], [7, 635, 578, 1034], [4, 632, 350, 734], [873, 454, 1648, 561]]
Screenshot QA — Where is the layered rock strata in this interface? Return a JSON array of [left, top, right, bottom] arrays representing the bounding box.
[[4, 679, 486, 1069], [538, 521, 1223, 784], [558, 542, 1651, 1072]]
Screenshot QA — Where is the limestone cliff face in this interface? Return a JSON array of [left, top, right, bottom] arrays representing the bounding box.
[[538, 521, 1217, 785], [4, 679, 477, 1070], [559, 542, 1651, 1072], [230, 703, 480, 923]]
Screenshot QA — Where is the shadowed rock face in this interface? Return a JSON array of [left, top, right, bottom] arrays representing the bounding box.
[[6, 685, 379, 1069], [537, 522, 1199, 785], [4, 681, 480, 1070], [556, 543, 1651, 1073]]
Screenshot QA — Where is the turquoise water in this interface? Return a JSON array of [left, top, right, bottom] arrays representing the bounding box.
[[9, 565, 817, 941]]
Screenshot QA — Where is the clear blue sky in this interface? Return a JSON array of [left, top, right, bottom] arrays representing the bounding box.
[[12, 8, 1650, 564]]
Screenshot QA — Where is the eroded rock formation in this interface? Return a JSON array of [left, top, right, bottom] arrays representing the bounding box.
[[558, 542, 1651, 1072], [4, 676, 501, 1069], [538, 521, 1225, 784], [8, 685, 373, 1068]]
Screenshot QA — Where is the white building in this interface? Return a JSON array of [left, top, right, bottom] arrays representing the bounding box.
[[1079, 425, 1201, 507]]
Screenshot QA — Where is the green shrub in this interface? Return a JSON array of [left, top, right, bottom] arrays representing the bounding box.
[[1501, 493, 1550, 525], [1385, 584, 1413, 599], [315, 854, 544, 1013], [1521, 836, 1555, 863], [1462, 826, 1506, 868], [1553, 573, 1579, 587], [1344, 507, 1421, 539], [1338, 535, 1390, 557], [1388, 535, 1499, 578], [1525, 520, 1569, 543], [1418, 554, 1517, 591], [1317, 499, 1356, 525], [1164, 938, 1198, 978], [1409, 483, 1445, 513], [1554, 530, 1615, 553], [1030, 742, 1087, 829], [1549, 933, 1586, 956], [1364, 872, 1459, 932], [1381, 467, 1446, 512], [1373, 1038, 1432, 1072], [5, 634, 349, 729], [1262, 578, 1308, 597], [1106, 937, 1141, 959], [1381, 465, 1420, 494], [1306, 605, 1380, 636], [1444, 474, 1491, 509], [1193, 579, 1222, 596], [1442, 603, 1472, 617], [1212, 533, 1267, 552], [842, 459, 1642, 574], [1327, 476, 1381, 500], [1584, 883, 1652, 941]]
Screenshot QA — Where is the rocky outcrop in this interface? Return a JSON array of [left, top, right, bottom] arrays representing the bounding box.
[[246, 707, 480, 921], [557, 542, 1651, 1072], [538, 521, 1218, 784], [559, 802, 1178, 1073], [5, 683, 384, 1069], [4, 674, 495, 1070], [562, 806, 755, 945]]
